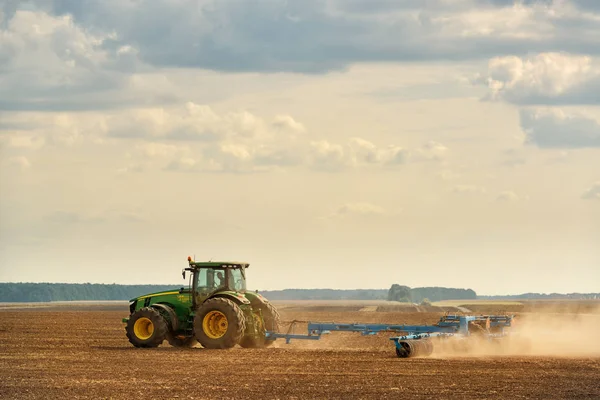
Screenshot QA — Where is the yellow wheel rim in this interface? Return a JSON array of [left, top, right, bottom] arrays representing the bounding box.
[[202, 310, 228, 339], [133, 317, 154, 340]]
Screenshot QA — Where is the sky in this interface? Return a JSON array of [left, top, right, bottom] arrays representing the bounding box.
[[0, 0, 599, 295]]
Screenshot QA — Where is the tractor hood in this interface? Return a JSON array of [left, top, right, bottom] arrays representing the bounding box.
[[129, 288, 187, 303]]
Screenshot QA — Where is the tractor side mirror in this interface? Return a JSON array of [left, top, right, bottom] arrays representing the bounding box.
[[182, 270, 186, 280]]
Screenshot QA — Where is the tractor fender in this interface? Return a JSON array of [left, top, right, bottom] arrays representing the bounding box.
[[150, 303, 179, 331], [243, 291, 272, 307], [209, 292, 251, 306]]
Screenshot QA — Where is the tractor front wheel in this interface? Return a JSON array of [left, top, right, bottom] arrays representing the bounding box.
[[126, 307, 168, 348], [193, 298, 246, 349]]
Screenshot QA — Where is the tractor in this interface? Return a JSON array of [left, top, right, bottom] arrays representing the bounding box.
[[122, 257, 280, 349]]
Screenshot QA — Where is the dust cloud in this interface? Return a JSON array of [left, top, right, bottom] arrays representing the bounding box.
[[434, 306, 600, 358]]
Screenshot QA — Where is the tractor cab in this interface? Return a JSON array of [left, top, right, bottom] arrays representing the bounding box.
[[184, 258, 249, 303]]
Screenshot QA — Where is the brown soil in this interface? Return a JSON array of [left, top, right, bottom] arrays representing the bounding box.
[[1, 304, 599, 399]]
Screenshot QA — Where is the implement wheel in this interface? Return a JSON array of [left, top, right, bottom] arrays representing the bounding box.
[[240, 302, 281, 348], [395, 341, 415, 358], [126, 307, 168, 348], [194, 297, 246, 349]]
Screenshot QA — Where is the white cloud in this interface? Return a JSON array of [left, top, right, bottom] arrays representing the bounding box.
[[107, 107, 449, 173], [4, 156, 31, 170], [0, 134, 45, 150], [309, 138, 443, 171], [520, 108, 600, 148], [476, 53, 600, 105], [309, 140, 346, 171], [433, 2, 555, 40], [328, 202, 389, 220], [0, 112, 108, 147], [582, 182, 600, 200], [272, 115, 306, 133], [413, 140, 448, 161], [496, 190, 528, 202], [164, 157, 198, 172]]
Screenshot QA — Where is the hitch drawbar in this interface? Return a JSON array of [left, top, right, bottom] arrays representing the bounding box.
[[264, 315, 514, 358]]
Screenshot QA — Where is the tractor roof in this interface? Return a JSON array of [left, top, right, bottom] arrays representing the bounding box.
[[187, 259, 249, 269]]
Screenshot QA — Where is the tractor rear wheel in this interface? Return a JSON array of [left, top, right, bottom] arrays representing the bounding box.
[[261, 302, 281, 347], [126, 307, 168, 348], [194, 297, 246, 349], [240, 302, 281, 348]]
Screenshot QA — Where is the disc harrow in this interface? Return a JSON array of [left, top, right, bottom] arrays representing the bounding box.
[[265, 314, 514, 358]]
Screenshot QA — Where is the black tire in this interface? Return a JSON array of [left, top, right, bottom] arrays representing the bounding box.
[[395, 341, 414, 358], [126, 307, 168, 348], [166, 333, 198, 348], [239, 301, 281, 348], [193, 297, 246, 349]]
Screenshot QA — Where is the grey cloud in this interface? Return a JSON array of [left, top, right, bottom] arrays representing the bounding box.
[[520, 109, 600, 148], [573, 0, 600, 11], [25, 0, 600, 74], [0, 7, 152, 112]]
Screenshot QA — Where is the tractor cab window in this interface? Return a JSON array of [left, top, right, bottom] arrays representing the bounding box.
[[195, 268, 210, 290], [229, 268, 246, 292], [195, 268, 225, 292]]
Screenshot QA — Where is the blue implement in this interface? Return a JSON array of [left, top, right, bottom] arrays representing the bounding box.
[[264, 314, 514, 357]]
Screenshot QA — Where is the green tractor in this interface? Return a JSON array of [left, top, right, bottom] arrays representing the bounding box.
[[122, 257, 280, 349]]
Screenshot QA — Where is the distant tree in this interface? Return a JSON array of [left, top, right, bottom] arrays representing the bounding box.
[[387, 284, 412, 302], [420, 298, 432, 306]]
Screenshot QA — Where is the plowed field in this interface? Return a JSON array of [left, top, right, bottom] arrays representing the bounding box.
[[1, 303, 599, 399]]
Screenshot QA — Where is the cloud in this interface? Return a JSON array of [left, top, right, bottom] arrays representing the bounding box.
[[3, 102, 446, 174], [413, 140, 448, 161], [327, 202, 391, 220], [308, 140, 346, 172], [0, 112, 109, 147], [26, 0, 600, 74], [496, 190, 528, 202], [272, 115, 306, 133], [582, 182, 600, 200], [3, 156, 31, 170], [107, 103, 299, 144], [476, 53, 600, 105], [308, 138, 443, 171], [520, 108, 600, 148], [121, 104, 307, 173], [0, 9, 145, 111]]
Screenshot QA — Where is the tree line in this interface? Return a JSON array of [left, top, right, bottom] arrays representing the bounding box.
[[1, 282, 478, 303], [387, 284, 477, 303], [0, 283, 179, 302]]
